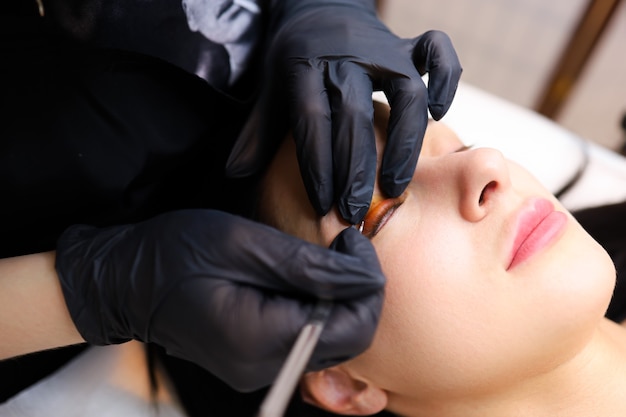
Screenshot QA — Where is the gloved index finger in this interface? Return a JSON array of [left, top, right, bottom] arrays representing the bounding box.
[[289, 59, 334, 217], [327, 61, 377, 224]]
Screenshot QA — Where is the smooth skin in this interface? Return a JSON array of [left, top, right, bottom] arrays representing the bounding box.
[[0, 252, 84, 359], [258, 101, 625, 417]]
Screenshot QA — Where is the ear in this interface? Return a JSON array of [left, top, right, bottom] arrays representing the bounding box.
[[300, 368, 387, 416]]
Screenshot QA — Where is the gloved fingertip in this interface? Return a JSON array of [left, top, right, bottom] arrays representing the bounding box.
[[302, 175, 334, 216], [309, 191, 332, 217], [338, 201, 369, 226], [428, 75, 460, 120], [311, 215, 385, 299], [329, 226, 358, 252], [337, 185, 373, 225], [428, 103, 446, 121], [379, 176, 409, 199], [330, 227, 380, 265]]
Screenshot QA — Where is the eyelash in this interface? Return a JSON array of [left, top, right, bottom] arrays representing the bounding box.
[[359, 143, 471, 238], [361, 197, 404, 239], [455, 144, 474, 152]]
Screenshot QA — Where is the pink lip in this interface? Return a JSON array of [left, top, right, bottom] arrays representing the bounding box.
[[507, 198, 567, 270]]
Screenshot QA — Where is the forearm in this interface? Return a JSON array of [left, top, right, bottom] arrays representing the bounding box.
[[0, 251, 85, 360]]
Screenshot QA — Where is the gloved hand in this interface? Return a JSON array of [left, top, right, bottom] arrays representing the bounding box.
[[226, 0, 462, 224], [55, 209, 384, 392]]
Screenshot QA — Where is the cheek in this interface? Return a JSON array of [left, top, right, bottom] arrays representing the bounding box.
[[349, 199, 616, 400], [513, 215, 616, 345], [350, 217, 501, 396], [508, 163, 616, 332]]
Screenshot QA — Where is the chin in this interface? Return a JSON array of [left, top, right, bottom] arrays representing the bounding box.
[[586, 240, 617, 318], [516, 234, 616, 379], [544, 221, 617, 339]]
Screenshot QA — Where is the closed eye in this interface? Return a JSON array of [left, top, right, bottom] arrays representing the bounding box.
[[455, 144, 474, 153], [360, 143, 469, 238], [361, 196, 405, 239]]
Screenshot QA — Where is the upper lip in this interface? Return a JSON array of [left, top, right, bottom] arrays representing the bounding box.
[[506, 197, 555, 270]]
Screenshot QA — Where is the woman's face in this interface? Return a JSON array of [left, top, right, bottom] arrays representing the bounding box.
[[259, 102, 615, 408]]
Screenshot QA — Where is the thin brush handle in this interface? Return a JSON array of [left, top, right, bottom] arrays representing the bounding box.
[[256, 300, 332, 417]]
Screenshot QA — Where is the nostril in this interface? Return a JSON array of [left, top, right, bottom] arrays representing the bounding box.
[[479, 181, 497, 205]]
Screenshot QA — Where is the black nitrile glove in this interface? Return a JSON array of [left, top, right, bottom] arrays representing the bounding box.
[[55, 209, 384, 392], [226, 0, 462, 224]]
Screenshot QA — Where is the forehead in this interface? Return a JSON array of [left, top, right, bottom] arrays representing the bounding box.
[[371, 101, 464, 160], [419, 120, 465, 158]]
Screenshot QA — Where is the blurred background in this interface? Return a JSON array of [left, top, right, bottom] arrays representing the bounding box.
[[378, 0, 626, 153]]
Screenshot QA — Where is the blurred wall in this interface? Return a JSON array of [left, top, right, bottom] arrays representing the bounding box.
[[380, 0, 626, 151]]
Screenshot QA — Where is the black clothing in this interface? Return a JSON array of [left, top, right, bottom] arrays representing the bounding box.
[[12, 0, 265, 93], [1, 8, 255, 403]]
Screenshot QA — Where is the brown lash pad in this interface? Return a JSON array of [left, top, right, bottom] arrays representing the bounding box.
[[361, 193, 407, 238]]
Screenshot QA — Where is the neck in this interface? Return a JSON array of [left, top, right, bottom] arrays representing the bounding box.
[[396, 318, 626, 417]]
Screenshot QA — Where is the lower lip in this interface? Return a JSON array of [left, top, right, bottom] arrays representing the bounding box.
[[508, 211, 568, 270]]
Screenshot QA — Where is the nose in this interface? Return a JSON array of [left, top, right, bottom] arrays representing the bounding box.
[[456, 147, 511, 222]]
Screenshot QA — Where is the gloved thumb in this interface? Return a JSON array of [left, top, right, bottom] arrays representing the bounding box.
[[308, 229, 385, 369], [275, 227, 384, 301], [321, 227, 385, 298]]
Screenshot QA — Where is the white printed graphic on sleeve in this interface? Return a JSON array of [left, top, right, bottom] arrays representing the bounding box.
[[181, 0, 261, 85]]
